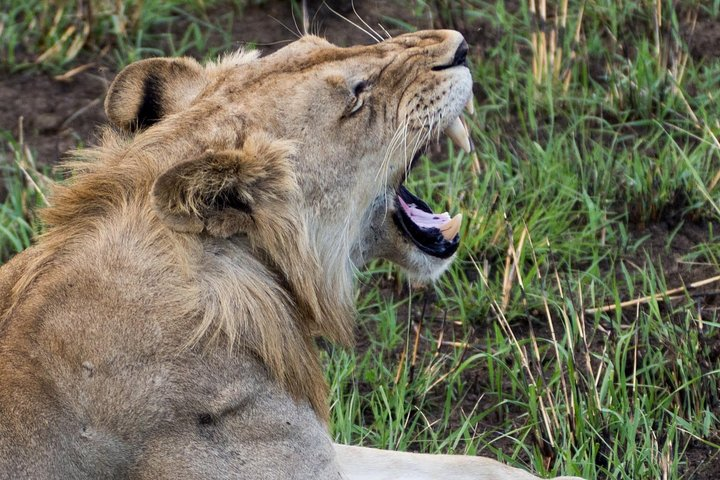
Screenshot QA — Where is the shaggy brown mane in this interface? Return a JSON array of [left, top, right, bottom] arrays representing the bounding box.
[[8, 125, 355, 419]]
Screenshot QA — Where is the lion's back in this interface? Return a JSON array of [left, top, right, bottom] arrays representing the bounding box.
[[0, 249, 130, 478], [0, 247, 341, 480]]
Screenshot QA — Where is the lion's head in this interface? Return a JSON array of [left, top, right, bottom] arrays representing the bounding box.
[[36, 30, 472, 417]]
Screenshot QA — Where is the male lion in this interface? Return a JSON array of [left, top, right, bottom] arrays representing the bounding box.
[[0, 31, 581, 479]]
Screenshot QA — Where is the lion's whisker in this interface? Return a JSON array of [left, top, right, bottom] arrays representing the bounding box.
[[377, 118, 408, 182], [268, 15, 302, 40], [377, 118, 409, 217], [378, 23, 392, 40], [308, 3, 324, 37], [289, 3, 303, 38], [389, 118, 411, 215], [406, 119, 432, 184], [324, 2, 383, 43], [405, 125, 422, 181], [351, 1, 384, 44], [252, 39, 297, 47]]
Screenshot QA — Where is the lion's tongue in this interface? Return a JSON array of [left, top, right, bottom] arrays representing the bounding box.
[[398, 196, 462, 241]]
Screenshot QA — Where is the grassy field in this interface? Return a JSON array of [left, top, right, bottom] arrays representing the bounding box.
[[2, 1, 720, 479]]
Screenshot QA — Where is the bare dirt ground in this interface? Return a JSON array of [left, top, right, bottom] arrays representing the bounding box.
[[687, 17, 720, 60]]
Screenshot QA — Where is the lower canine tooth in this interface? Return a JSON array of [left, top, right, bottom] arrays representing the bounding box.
[[445, 117, 471, 153], [465, 97, 475, 115], [439, 213, 462, 241]]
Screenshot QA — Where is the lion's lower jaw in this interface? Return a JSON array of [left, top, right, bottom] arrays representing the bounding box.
[[402, 250, 456, 284]]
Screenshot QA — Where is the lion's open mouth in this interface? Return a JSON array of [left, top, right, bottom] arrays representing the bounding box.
[[393, 186, 461, 259], [391, 102, 472, 260]]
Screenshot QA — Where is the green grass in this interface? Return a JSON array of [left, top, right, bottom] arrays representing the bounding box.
[[1, 1, 719, 479], [0, 0, 247, 72], [0, 132, 46, 262], [324, 1, 720, 479]]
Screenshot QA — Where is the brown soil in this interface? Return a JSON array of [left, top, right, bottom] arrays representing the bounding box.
[[626, 221, 719, 291], [0, 69, 109, 166], [686, 19, 720, 60]]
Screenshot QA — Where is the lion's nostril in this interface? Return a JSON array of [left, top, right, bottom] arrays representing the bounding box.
[[451, 40, 468, 67], [432, 40, 469, 71]]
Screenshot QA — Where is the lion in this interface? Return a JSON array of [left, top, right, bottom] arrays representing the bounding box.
[[0, 30, 582, 479]]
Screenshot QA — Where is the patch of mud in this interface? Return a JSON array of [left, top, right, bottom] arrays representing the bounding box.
[[686, 20, 720, 60], [0, 69, 108, 166], [685, 441, 720, 480], [626, 221, 719, 300]]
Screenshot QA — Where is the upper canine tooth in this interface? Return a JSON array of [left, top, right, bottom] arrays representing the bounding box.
[[445, 117, 471, 153], [465, 97, 475, 115], [439, 213, 462, 241]]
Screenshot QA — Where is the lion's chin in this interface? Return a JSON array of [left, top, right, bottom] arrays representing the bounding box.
[[401, 247, 456, 284]]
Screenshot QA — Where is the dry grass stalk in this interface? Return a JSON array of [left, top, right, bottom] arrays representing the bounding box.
[[538, 0, 547, 84], [394, 348, 406, 385], [562, 2, 583, 91], [472, 244, 558, 448], [528, 0, 581, 89], [53, 62, 97, 81], [11, 118, 50, 208], [577, 282, 601, 407], [586, 274, 720, 314], [549, 249, 573, 425], [501, 222, 528, 312]]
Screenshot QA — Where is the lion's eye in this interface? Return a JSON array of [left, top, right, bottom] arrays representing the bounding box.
[[349, 81, 368, 115], [353, 81, 367, 96]]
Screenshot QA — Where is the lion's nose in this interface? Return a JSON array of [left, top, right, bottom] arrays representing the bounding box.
[[431, 38, 468, 71]]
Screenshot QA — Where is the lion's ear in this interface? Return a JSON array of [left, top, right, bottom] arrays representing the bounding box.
[[151, 135, 297, 238], [105, 57, 206, 131], [154, 135, 352, 347]]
